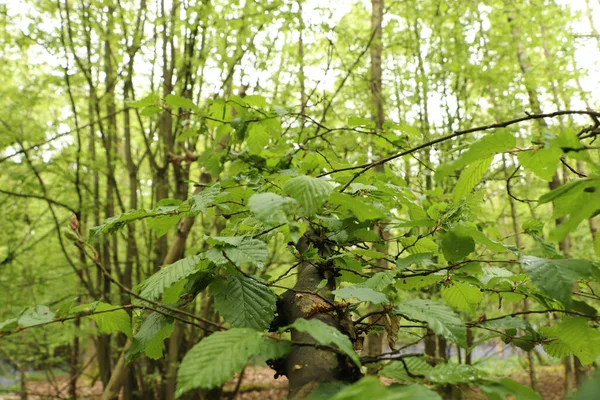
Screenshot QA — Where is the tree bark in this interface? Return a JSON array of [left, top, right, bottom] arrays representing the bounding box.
[[279, 233, 361, 398]]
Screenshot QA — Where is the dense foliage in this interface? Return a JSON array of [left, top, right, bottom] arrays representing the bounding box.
[[1, 0, 600, 399]]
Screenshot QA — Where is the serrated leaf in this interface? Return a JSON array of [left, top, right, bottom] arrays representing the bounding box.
[[329, 192, 385, 221], [483, 317, 531, 331], [437, 131, 516, 178], [441, 282, 482, 312], [17, 305, 55, 327], [480, 378, 541, 400], [454, 225, 508, 253], [441, 231, 475, 262], [147, 214, 184, 237], [399, 236, 439, 255], [91, 185, 220, 237], [176, 328, 262, 396], [225, 237, 269, 268], [141, 106, 162, 116], [212, 274, 276, 330], [126, 312, 174, 363], [520, 256, 591, 305], [206, 236, 268, 268], [165, 94, 197, 110], [126, 93, 159, 108], [330, 376, 388, 399], [247, 122, 269, 154], [517, 147, 562, 181], [453, 157, 492, 202], [396, 253, 434, 269], [363, 271, 396, 291], [388, 384, 442, 399], [305, 382, 348, 400], [90, 302, 132, 338], [380, 357, 433, 382], [0, 318, 18, 333], [332, 286, 389, 304], [283, 176, 332, 216], [256, 337, 291, 360], [480, 266, 513, 285], [288, 318, 361, 367], [395, 299, 466, 347], [90, 209, 151, 236], [188, 184, 221, 214], [139, 255, 207, 301], [396, 273, 444, 290], [427, 363, 486, 384], [248, 192, 296, 224], [541, 318, 600, 365]]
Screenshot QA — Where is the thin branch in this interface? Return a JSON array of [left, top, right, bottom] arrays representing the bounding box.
[[0, 189, 77, 214], [313, 110, 600, 191]]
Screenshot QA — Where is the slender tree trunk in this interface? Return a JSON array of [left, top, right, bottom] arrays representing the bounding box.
[[365, 0, 387, 372]]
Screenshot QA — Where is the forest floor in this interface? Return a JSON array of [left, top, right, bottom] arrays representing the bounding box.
[[0, 365, 570, 399]]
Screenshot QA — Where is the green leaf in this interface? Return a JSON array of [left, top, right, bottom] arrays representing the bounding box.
[[288, 318, 361, 367], [212, 273, 277, 330], [330, 376, 388, 399], [363, 271, 396, 291], [441, 281, 483, 312], [483, 317, 531, 331], [329, 192, 385, 222], [396, 273, 444, 290], [90, 302, 132, 338], [305, 383, 348, 400], [380, 357, 433, 382], [332, 286, 389, 304], [537, 178, 594, 204], [90, 185, 220, 237], [396, 253, 434, 269], [0, 318, 18, 333], [427, 363, 486, 384], [399, 236, 439, 255], [541, 318, 600, 365], [453, 157, 492, 202], [388, 384, 442, 399], [520, 256, 591, 305], [126, 312, 174, 362], [165, 94, 198, 110], [188, 184, 221, 214], [440, 230, 475, 262], [480, 378, 541, 400], [395, 299, 466, 347], [227, 237, 269, 268], [517, 147, 562, 181], [247, 122, 269, 154], [141, 106, 163, 116], [139, 256, 207, 301], [348, 183, 377, 194], [454, 225, 508, 253], [147, 214, 184, 238], [437, 131, 516, 178], [175, 328, 262, 396], [17, 305, 55, 327], [283, 176, 332, 216], [90, 209, 151, 236], [248, 192, 296, 224], [126, 93, 159, 108], [256, 336, 291, 360]]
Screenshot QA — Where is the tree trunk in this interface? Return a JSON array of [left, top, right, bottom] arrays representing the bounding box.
[[279, 233, 361, 398]]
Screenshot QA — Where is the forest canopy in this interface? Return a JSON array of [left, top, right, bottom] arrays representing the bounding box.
[[1, 0, 600, 399]]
